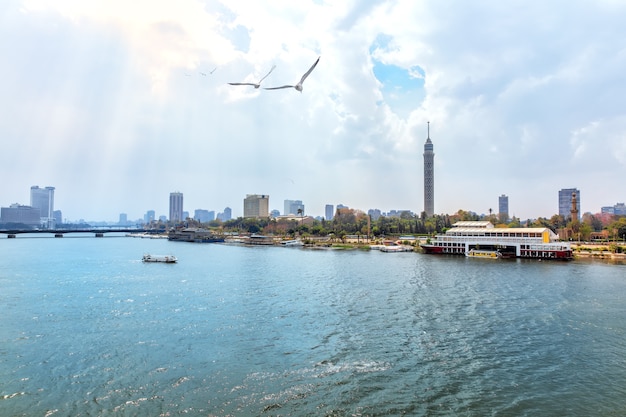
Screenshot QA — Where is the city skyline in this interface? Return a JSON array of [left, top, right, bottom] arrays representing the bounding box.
[[2, 1, 626, 221], [2, 183, 626, 224]]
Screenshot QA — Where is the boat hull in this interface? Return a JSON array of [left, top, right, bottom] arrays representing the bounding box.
[[142, 254, 177, 263]]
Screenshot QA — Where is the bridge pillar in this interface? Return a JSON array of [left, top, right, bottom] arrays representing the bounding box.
[[55, 233, 63, 238], [95, 233, 104, 237], [8, 234, 16, 238]]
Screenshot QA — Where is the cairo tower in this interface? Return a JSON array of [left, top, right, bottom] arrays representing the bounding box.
[[423, 122, 435, 217]]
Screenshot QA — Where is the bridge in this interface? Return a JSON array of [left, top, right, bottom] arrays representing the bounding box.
[[0, 228, 148, 238]]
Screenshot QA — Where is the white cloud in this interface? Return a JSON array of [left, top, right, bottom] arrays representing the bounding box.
[[1, 0, 626, 221]]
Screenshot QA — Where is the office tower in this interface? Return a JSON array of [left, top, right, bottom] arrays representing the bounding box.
[[30, 185, 55, 226], [169, 192, 184, 222], [217, 207, 232, 221], [194, 209, 215, 223], [558, 188, 580, 220], [498, 194, 509, 222], [119, 213, 128, 225], [1, 204, 41, 226], [368, 208, 382, 221], [423, 122, 435, 217], [284, 199, 304, 215], [53, 210, 62, 225], [325, 204, 334, 221], [244, 194, 269, 218], [145, 210, 155, 223]]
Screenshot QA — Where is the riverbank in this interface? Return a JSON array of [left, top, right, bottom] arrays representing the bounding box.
[[571, 243, 626, 261]]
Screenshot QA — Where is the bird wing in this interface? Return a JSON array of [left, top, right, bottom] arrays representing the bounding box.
[[228, 82, 258, 86], [264, 85, 294, 90], [299, 56, 320, 84], [258, 65, 276, 83]]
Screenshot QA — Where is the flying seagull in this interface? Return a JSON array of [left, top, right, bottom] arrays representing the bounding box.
[[264, 56, 320, 92], [228, 65, 276, 89], [200, 67, 217, 76]]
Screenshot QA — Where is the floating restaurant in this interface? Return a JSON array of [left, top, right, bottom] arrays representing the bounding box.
[[421, 221, 573, 260]]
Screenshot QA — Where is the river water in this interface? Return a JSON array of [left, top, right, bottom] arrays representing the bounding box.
[[1, 234, 625, 416]]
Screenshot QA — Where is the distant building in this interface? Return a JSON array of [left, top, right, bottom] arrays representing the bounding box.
[[284, 200, 304, 216], [558, 188, 580, 220], [325, 204, 334, 220], [30, 185, 55, 227], [144, 210, 155, 223], [194, 209, 214, 223], [385, 210, 413, 218], [1, 204, 41, 226], [601, 203, 626, 216], [53, 210, 62, 225], [182, 211, 189, 220], [368, 208, 381, 221], [498, 194, 509, 222], [270, 209, 280, 218], [119, 213, 128, 225], [244, 194, 269, 218], [169, 192, 184, 222], [217, 207, 232, 222], [423, 122, 435, 217]]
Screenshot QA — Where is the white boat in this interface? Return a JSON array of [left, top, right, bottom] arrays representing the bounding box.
[[380, 243, 413, 252], [142, 254, 177, 263], [421, 221, 573, 260], [281, 239, 304, 247], [466, 249, 502, 259]]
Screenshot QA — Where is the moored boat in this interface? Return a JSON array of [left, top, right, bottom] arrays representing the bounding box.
[[466, 249, 502, 259], [421, 221, 573, 260], [142, 254, 177, 263], [281, 239, 304, 247], [168, 227, 225, 243]]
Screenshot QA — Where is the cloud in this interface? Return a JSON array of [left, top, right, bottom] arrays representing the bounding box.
[[1, 0, 626, 221]]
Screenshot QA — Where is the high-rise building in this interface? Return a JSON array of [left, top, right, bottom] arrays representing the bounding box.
[[194, 209, 214, 223], [284, 199, 304, 215], [169, 192, 184, 222], [217, 207, 232, 222], [1, 204, 41, 226], [53, 210, 62, 225], [498, 194, 509, 222], [368, 208, 382, 221], [144, 210, 155, 223], [558, 188, 580, 220], [243, 195, 269, 218], [119, 213, 128, 225], [423, 122, 435, 217], [30, 185, 55, 227], [325, 204, 334, 220]]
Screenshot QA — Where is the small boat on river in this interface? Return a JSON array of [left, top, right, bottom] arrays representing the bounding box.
[[142, 254, 177, 263], [466, 249, 502, 259]]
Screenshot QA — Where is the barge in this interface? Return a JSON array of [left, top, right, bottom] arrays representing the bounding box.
[[421, 221, 573, 260], [168, 227, 225, 243]]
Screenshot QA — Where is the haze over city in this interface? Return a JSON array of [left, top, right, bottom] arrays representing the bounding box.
[[2, 0, 625, 222]]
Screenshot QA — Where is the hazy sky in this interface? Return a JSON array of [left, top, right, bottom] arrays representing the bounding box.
[[2, 0, 625, 222]]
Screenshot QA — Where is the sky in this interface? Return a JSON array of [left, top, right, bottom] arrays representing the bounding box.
[[1, 0, 626, 222]]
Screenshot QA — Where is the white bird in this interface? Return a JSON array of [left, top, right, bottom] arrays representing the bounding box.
[[228, 65, 276, 89], [264, 57, 320, 92]]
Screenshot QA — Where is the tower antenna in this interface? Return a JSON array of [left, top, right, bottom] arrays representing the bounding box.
[[427, 121, 430, 139]]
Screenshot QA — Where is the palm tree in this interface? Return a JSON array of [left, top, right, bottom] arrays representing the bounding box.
[[297, 208, 304, 233]]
